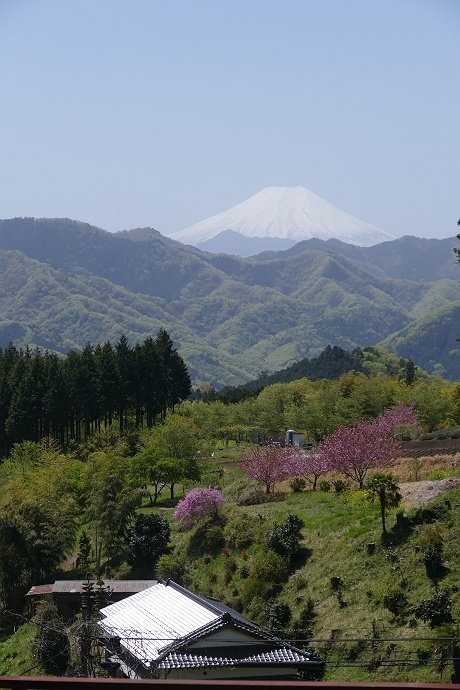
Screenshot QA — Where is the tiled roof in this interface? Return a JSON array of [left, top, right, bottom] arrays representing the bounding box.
[[158, 645, 312, 669]]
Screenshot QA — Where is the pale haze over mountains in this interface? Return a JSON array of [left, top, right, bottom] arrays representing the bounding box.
[[167, 186, 397, 257]]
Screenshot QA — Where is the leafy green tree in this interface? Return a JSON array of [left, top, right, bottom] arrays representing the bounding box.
[[33, 600, 70, 674], [126, 514, 171, 570], [0, 450, 79, 601], [265, 514, 305, 558], [77, 529, 92, 572], [3, 440, 42, 479], [406, 380, 451, 432], [256, 383, 289, 430], [365, 472, 402, 533], [145, 415, 202, 498], [130, 448, 190, 505], [0, 511, 30, 612], [402, 359, 416, 386], [86, 452, 141, 572]]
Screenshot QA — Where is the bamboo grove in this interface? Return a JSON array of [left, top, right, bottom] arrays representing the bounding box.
[[0, 329, 191, 455]]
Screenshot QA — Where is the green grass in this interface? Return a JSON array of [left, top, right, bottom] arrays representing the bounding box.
[[0, 622, 43, 676]]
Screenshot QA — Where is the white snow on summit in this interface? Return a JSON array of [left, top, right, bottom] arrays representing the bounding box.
[[168, 186, 396, 247]]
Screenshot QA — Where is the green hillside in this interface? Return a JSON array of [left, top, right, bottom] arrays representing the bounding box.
[[0, 218, 459, 386], [381, 302, 460, 380], [161, 467, 460, 683]]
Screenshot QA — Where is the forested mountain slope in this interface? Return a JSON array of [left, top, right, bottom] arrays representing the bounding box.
[[252, 235, 459, 282], [0, 217, 458, 386]]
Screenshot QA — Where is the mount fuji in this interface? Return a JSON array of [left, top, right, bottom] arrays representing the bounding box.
[[167, 186, 397, 257]]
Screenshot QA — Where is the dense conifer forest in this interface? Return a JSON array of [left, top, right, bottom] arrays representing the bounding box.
[[0, 329, 191, 454]]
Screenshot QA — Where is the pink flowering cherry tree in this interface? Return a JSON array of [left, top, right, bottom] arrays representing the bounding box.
[[321, 404, 416, 489], [173, 487, 224, 528], [293, 449, 329, 490], [239, 442, 299, 493]]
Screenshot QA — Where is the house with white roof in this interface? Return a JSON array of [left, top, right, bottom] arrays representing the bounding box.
[[98, 579, 320, 680]]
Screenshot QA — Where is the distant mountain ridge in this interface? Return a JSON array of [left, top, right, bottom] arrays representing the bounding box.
[[0, 216, 458, 386], [252, 235, 460, 282], [167, 186, 396, 256]]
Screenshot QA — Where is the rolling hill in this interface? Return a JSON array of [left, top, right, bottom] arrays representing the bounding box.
[[0, 217, 459, 387]]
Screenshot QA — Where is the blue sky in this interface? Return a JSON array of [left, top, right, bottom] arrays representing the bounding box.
[[0, 0, 458, 239]]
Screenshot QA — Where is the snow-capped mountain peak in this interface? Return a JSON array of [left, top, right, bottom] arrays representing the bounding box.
[[167, 186, 396, 250]]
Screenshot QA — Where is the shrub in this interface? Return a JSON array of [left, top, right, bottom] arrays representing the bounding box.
[[245, 596, 268, 626], [291, 598, 317, 639], [237, 490, 286, 506], [333, 480, 347, 494], [318, 481, 330, 492], [382, 587, 409, 619], [429, 470, 451, 481], [251, 551, 289, 582], [290, 572, 307, 592], [265, 514, 304, 558], [418, 523, 444, 579], [411, 589, 452, 628], [156, 554, 186, 583], [290, 477, 307, 492], [242, 551, 288, 605], [240, 564, 250, 578], [224, 513, 258, 549], [423, 546, 444, 577], [410, 504, 449, 526], [268, 602, 292, 634]]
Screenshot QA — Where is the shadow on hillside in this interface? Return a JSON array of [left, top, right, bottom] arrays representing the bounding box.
[[291, 547, 313, 570], [380, 515, 414, 547], [381, 499, 453, 549]]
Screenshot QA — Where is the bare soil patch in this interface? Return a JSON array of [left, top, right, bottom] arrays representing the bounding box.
[[398, 477, 460, 507]]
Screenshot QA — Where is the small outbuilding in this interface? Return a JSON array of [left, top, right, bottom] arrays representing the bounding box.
[[98, 579, 320, 680], [26, 580, 157, 623]]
